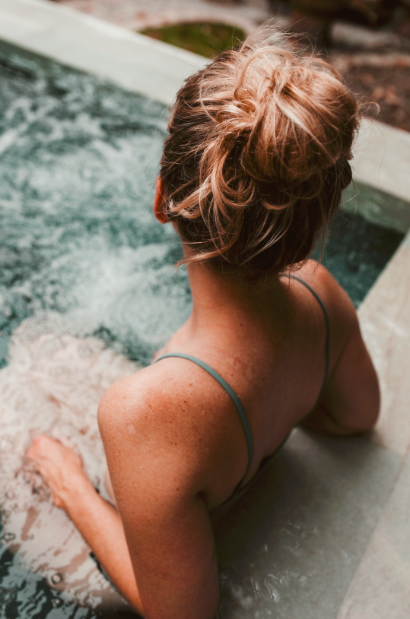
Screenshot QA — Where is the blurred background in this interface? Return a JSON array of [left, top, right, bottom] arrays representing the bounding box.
[[50, 0, 410, 131]]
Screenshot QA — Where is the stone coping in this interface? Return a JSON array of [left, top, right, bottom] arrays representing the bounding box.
[[0, 0, 207, 108]]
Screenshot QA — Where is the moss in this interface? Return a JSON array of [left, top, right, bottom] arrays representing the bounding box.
[[140, 22, 246, 58]]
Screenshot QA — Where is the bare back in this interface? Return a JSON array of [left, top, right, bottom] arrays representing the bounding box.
[[154, 261, 340, 503], [100, 260, 376, 513]]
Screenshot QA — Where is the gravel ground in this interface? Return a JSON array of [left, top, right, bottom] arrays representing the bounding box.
[[332, 55, 410, 132], [292, 11, 410, 132], [50, 0, 410, 132]]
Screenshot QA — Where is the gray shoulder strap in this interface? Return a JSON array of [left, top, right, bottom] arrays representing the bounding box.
[[287, 274, 331, 403], [154, 352, 254, 481]]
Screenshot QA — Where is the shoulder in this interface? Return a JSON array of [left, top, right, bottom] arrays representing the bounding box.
[[97, 360, 235, 493], [292, 260, 360, 360], [296, 259, 358, 329], [98, 360, 227, 435]]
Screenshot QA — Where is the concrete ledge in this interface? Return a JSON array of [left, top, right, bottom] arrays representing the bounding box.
[[352, 119, 410, 207], [0, 0, 208, 106], [359, 231, 410, 457], [0, 0, 409, 207], [343, 182, 410, 235], [337, 452, 410, 619]]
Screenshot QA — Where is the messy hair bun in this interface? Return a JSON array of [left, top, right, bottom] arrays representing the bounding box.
[[160, 28, 359, 275]]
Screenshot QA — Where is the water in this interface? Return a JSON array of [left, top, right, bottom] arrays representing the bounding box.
[[0, 40, 188, 618], [0, 40, 405, 618]]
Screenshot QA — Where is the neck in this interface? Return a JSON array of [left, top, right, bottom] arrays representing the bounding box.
[[186, 260, 280, 333]]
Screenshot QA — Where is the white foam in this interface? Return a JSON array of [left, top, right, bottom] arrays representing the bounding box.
[[0, 319, 139, 608]]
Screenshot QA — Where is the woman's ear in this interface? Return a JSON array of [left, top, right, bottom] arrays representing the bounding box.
[[153, 177, 168, 224]]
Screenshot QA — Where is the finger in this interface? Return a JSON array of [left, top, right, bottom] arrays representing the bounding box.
[[26, 437, 46, 458], [25, 446, 40, 460], [53, 495, 64, 509], [26, 436, 62, 459], [29, 461, 48, 478]]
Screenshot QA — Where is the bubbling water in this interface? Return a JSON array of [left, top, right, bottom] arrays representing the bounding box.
[[0, 318, 139, 610]]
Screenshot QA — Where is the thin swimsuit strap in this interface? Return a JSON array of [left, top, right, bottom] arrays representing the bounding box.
[[154, 352, 255, 481], [287, 274, 331, 405], [154, 275, 331, 492]]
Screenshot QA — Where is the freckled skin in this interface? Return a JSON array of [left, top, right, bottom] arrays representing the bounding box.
[[26, 185, 379, 619]]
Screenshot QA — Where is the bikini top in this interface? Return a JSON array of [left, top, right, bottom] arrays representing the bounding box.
[[154, 275, 330, 514]]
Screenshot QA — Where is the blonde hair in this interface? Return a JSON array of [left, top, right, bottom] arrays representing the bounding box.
[[160, 28, 359, 276]]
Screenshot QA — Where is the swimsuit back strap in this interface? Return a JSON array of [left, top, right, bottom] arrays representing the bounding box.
[[154, 352, 254, 481], [287, 275, 330, 403]]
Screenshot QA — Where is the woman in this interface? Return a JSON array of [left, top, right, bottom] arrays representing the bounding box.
[[27, 30, 379, 619]]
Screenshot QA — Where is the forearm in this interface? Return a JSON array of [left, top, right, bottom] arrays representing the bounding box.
[[62, 479, 144, 614]]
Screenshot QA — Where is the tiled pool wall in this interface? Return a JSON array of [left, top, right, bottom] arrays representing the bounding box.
[[0, 1, 409, 619]]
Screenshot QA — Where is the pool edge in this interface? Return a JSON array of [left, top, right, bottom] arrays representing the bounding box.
[[1, 0, 410, 207]]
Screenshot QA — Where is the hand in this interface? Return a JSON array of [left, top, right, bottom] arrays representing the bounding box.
[[26, 436, 94, 511]]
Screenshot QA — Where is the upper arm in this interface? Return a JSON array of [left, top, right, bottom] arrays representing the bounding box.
[[301, 262, 380, 435], [98, 376, 220, 619], [318, 315, 380, 433]]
